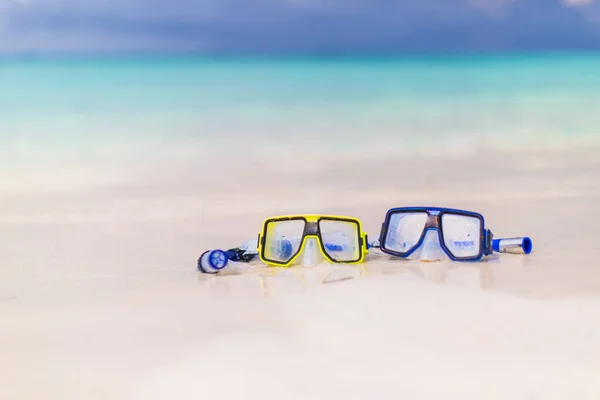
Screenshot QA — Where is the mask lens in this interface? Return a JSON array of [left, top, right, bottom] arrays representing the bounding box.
[[318, 219, 361, 262], [263, 219, 306, 264], [384, 212, 428, 254], [440, 213, 481, 258]]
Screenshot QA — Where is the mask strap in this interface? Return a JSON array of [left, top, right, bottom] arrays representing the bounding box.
[[483, 229, 494, 256], [368, 237, 381, 249], [225, 248, 258, 263], [224, 238, 260, 262]]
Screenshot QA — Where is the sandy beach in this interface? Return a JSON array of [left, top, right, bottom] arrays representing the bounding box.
[[1, 143, 599, 399]]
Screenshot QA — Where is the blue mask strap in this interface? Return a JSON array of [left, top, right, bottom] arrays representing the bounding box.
[[225, 248, 258, 263]]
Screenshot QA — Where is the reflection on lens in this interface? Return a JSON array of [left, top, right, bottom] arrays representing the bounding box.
[[384, 212, 428, 254], [263, 219, 305, 263], [319, 219, 360, 262], [441, 213, 481, 258]]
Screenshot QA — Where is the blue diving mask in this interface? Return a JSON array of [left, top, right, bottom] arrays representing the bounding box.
[[377, 206, 532, 262]]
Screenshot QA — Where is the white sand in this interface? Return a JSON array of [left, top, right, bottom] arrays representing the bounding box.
[[1, 145, 600, 399]]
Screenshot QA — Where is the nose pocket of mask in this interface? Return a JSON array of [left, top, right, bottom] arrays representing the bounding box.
[[414, 230, 449, 262], [300, 237, 325, 267]]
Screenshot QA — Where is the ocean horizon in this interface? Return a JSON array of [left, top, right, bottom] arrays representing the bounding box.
[[1, 51, 600, 170]]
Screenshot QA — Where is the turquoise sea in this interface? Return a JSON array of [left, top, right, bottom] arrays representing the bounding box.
[[1, 53, 600, 168]]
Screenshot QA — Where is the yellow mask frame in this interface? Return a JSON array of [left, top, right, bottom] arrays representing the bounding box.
[[256, 214, 369, 267]]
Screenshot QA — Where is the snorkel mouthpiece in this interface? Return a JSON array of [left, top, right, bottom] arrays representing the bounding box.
[[274, 238, 294, 260], [492, 237, 533, 255]]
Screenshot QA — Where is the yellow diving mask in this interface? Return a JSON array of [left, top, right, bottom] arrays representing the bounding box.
[[257, 214, 369, 267]]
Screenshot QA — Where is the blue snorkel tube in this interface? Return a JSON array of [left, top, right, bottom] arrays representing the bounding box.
[[198, 239, 261, 274], [492, 237, 533, 255]]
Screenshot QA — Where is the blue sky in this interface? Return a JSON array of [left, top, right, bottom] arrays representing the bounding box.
[[1, 0, 600, 54]]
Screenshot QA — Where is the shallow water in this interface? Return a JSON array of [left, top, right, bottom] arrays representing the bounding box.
[[2, 53, 600, 168]]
